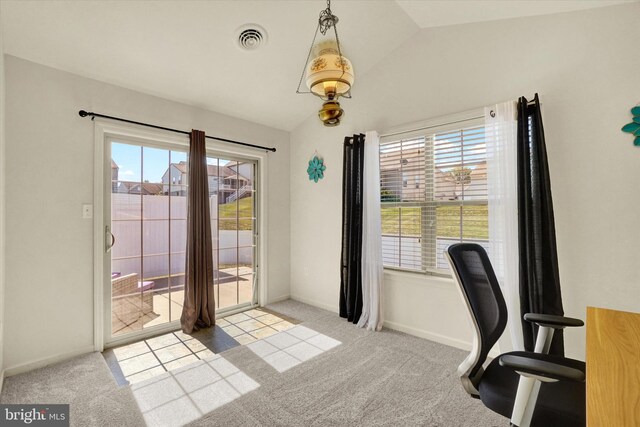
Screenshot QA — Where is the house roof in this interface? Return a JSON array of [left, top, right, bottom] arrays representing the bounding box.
[[172, 161, 248, 180], [118, 181, 164, 195], [111, 159, 118, 169]]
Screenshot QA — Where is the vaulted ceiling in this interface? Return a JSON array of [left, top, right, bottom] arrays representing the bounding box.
[[1, 0, 633, 131]]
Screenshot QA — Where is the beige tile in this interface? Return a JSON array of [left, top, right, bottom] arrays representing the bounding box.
[[250, 327, 279, 340], [216, 318, 231, 327], [244, 309, 267, 319], [195, 349, 216, 360], [238, 279, 253, 306], [235, 318, 267, 333], [271, 321, 294, 332], [184, 339, 208, 353], [221, 325, 244, 338], [218, 283, 239, 310], [114, 325, 136, 336], [112, 318, 128, 334], [145, 294, 171, 327], [174, 330, 195, 342], [154, 342, 192, 364], [142, 291, 184, 327], [234, 334, 257, 345], [146, 332, 181, 350], [125, 365, 166, 385], [169, 299, 184, 323], [119, 352, 161, 377], [112, 341, 151, 361], [142, 312, 161, 326], [170, 289, 185, 305], [164, 354, 199, 371], [223, 313, 251, 324], [258, 313, 286, 326]]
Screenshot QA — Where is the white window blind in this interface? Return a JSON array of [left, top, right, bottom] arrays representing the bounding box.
[[380, 119, 488, 273]]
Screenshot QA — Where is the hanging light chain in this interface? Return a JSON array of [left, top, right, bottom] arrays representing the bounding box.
[[319, 0, 338, 35], [296, 21, 321, 94]]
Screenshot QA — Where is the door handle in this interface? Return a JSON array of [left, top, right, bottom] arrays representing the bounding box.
[[105, 225, 115, 253]]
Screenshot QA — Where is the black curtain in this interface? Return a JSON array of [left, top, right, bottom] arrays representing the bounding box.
[[339, 134, 365, 323], [517, 94, 565, 355]]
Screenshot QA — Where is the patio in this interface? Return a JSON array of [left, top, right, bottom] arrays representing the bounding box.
[[112, 266, 254, 336]]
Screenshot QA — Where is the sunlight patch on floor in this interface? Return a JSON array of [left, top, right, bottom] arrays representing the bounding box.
[[246, 325, 341, 373], [132, 354, 258, 427]]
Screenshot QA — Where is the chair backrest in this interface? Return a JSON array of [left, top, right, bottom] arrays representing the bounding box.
[[446, 243, 507, 396]]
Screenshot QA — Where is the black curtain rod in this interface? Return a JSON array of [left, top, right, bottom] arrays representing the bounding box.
[[78, 110, 276, 153]]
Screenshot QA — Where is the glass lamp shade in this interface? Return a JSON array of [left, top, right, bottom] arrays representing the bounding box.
[[305, 41, 354, 100]]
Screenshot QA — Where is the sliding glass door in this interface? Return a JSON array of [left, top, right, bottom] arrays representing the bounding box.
[[106, 138, 257, 342]]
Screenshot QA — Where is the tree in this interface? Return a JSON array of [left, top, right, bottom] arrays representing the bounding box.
[[442, 166, 472, 200]]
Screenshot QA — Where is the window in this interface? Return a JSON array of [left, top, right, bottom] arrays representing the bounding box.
[[380, 118, 488, 274]]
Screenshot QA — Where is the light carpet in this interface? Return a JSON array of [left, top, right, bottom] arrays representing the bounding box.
[[1, 300, 504, 426]]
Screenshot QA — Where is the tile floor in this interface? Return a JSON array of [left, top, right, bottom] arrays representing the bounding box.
[[219, 308, 297, 345], [104, 307, 299, 385], [131, 353, 258, 427], [246, 325, 341, 373], [105, 309, 343, 426]]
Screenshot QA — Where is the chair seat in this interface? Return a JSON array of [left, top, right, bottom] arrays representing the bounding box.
[[478, 351, 586, 427]]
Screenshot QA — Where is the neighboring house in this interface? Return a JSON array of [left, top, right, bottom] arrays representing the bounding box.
[[111, 159, 119, 192], [380, 145, 427, 202], [111, 159, 119, 181], [161, 161, 251, 203], [111, 159, 164, 195], [113, 181, 164, 195], [380, 144, 487, 202]]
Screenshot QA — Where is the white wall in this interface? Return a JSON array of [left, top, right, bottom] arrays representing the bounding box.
[[0, 3, 6, 390], [3, 56, 290, 373], [290, 3, 640, 360]]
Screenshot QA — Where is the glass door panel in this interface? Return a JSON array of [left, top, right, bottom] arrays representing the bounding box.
[[110, 142, 188, 338], [108, 142, 258, 341], [208, 156, 257, 311]]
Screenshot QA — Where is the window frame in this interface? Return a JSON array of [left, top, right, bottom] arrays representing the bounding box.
[[380, 110, 487, 277], [93, 119, 270, 351]]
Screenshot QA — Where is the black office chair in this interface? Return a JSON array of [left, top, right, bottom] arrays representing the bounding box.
[[446, 243, 585, 427]]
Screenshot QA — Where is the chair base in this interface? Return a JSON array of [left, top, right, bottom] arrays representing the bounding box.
[[478, 352, 585, 427]]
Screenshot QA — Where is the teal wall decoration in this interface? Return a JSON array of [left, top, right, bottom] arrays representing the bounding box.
[[621, 106, 640, 146], [307, 155, 326, 183]]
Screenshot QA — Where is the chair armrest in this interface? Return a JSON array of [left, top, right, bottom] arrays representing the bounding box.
[[523, 313, 584, 329], [499, 354, 585, 383]]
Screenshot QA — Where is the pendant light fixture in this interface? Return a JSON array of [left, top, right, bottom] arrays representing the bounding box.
[[296, 0, 354, 127]]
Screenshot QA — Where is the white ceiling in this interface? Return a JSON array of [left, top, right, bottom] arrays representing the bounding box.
[[0, 0, 418, 131], [1, 1, 634, 131], [396, 0, 636, 29]]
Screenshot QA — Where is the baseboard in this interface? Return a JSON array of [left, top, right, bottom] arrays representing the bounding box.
[[266, 293, 290, 305], [266, 296, 500, 358], [4, 345, 95, 377], [383, 319, 500, 358], [289, 294, 339, 314], [383, 319, 473, 351]]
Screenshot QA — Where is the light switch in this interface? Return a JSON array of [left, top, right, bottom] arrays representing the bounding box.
[[82, 204, 93, 219]]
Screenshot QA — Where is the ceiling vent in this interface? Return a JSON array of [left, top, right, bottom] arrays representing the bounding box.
[[236, 24, 267, 51]]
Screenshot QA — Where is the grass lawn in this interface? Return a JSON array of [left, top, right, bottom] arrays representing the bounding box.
[[218, 196, 253, 230], [381, 204, 488, 239]]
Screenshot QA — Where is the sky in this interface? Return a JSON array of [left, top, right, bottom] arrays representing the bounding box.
[[111, 141, 230, 183], [380, 125, 486, 170]]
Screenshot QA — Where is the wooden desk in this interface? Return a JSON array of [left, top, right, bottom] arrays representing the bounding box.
[[586, 307, 640, 426]]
